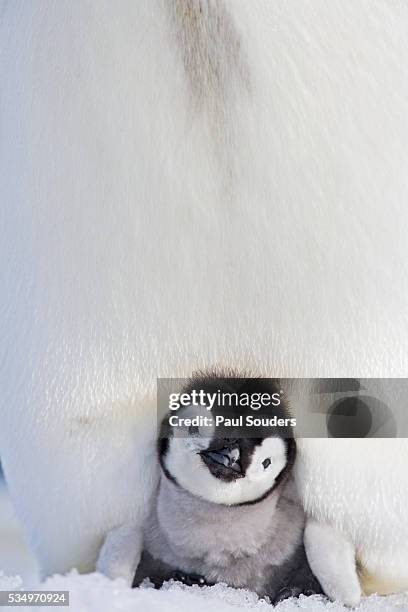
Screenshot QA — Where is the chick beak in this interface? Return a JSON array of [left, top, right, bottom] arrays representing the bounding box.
[[201, 445, 242, 475]]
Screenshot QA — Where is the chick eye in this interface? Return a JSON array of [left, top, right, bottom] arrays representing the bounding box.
[[262, 458, 271, 469], [188, 424, 200, 436]]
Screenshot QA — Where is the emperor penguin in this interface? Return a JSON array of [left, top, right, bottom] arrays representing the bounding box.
[[296, 438, 408, 606], [131, 376, 323, 604], [1, 0, 408, 602]]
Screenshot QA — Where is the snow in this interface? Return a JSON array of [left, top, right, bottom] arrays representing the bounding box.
[[0, 571, 406, 612]]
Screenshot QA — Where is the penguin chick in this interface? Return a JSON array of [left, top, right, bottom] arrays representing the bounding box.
[[133, 376, 324, 604]]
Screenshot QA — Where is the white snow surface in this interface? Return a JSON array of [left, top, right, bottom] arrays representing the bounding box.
[[0, 572, 407, 612]]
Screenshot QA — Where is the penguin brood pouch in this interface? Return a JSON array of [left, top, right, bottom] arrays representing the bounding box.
[[133, 376, 324, 604]]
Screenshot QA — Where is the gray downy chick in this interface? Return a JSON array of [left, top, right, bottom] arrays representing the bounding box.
[[133, 376, 323, 604]]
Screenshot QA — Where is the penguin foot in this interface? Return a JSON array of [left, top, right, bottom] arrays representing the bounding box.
[[171, 570, 211, 587]]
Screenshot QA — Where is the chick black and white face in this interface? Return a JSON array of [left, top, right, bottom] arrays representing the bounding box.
[[159, 407, 294, 506]]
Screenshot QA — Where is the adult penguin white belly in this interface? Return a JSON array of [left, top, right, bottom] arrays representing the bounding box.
[[296, 438, 408, 605], [1, 0, 408, 590]]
